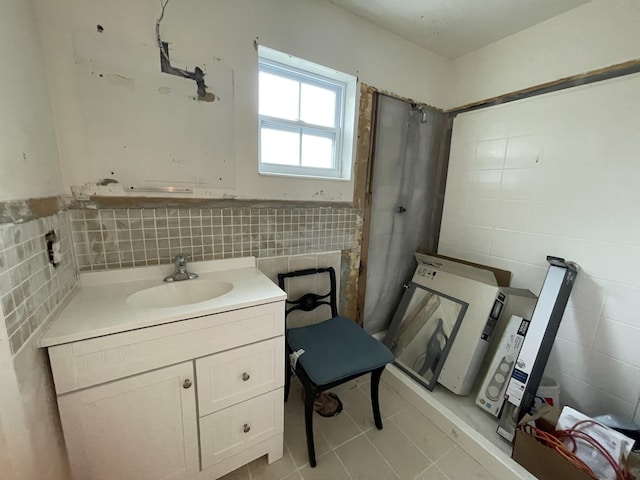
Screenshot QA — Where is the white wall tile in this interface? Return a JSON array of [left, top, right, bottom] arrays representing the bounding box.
[[505, 135, 544, 169], [461, 225, 492, 254], [556, 306, 601, 347], [546, 367, 637, 419], [600, 281, 640, 326], [489, 229, 527, 261], [443, 75, 640, 418], [465, 198, 496, 226], [470, 169, 502, 200], [584, 351, 640, 404], [448, 140, 477, 174], [439, 222, 465, 250], [499, 168, 538, 201], [494, 200, 531, 231], [475, 139, 506, 170], [593, 319, 640, 368]]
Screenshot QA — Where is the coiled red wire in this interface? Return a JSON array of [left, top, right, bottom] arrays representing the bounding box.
[[521, 419, 634, 480]]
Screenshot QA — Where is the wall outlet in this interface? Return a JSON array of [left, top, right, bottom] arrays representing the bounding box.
[[45, 230, 60, 268]]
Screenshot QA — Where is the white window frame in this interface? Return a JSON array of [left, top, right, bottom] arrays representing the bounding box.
[[257, 46, 357, 180]]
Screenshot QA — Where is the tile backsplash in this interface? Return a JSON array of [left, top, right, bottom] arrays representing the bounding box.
[[70, 207, 361, 271], [0, 211, 77, 354]]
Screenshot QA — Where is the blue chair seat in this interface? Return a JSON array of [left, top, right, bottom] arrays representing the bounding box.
[[287, 316, 395, 386]]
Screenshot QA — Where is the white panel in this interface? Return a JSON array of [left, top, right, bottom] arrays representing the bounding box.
[[196, 337, 284, 416], [200, 389, 284, 469], [49, 302, 284, 393], [58, 362, 199, 480]]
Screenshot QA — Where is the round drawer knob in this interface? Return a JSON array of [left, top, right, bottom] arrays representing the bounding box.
[[242, 372, 250, 382], [183, 379, 192, 389], [243, 424, 251, 433]]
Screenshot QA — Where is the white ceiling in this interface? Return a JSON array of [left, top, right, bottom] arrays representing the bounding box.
[[327, 0, 593, 59]]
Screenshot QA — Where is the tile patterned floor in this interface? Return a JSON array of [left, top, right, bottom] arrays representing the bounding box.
[[220, 372, 499, 480]]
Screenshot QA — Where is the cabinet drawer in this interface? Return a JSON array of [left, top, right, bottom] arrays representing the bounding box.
[[200, 388, 284, 469], [49, 302, 284, 394], [196, 337, 284, 416]]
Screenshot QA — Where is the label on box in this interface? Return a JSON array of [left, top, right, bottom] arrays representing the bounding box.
[[506, 368, 528, 405]]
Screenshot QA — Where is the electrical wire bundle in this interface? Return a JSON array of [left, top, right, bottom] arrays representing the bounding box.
[[521, 420, 635, 480]]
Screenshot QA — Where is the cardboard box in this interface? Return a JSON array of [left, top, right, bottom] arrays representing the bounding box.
[[512, 406, 593, 480]]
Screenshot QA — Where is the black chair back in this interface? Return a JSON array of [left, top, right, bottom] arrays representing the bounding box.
[[277, 267, 338, 319]]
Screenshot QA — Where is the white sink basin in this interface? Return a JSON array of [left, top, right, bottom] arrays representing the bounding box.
[[126, 279, 234, 308]]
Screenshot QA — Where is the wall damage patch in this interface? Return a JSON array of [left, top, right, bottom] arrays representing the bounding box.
[[156, 0, 217, 102]]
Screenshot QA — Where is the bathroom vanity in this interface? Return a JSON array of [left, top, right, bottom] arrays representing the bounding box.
[[40, 257, 287, 480]]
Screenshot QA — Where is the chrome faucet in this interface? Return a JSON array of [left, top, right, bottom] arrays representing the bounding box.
[[164, 254, 198, 282]]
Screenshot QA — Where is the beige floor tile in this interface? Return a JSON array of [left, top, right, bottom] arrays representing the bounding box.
[[436, 446, 497, 480], [366, 422, 432, 480], [249, 447, 298, 480], [414, 465, 449, 480], [284, 382, 305, 418], [218, 464, 251, 480], [331, 374, 372, 395], [285, 410, 331, 468], [335, 434, 399, 480], [298, 451, 351, 480], [314, 409, 361, 448], [359, 381, 410, 418], [391, 406, 455, 462], [340, 385, 379, 431], [282, 472, 303, 480]]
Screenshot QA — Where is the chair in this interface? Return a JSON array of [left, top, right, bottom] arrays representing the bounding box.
[[277, 267, 395, 467]]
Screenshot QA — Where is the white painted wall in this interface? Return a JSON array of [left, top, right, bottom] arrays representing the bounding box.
[[34, 0, 451, 202], [0, 1, 69, 478], [0, 321, 70, 480], [448, 0, 640, 109], [440, 72, 640, 420], [0, 0, 64, 202]]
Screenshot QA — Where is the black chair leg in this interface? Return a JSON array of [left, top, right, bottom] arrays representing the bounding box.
[[371, 367, 385, 430], [303, 385, 317, 467]]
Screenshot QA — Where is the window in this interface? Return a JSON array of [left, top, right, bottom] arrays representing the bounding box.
[[258, 46, 357, 180]]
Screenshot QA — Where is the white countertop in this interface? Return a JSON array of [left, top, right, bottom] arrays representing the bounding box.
[[40, 257, 286, 347]]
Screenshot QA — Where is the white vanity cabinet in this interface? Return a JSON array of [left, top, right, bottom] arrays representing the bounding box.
[[43, 262, 286, 480], [57, 362, 200, 480]]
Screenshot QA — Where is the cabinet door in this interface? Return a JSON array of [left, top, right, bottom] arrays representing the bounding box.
[[58, 362, 199, 480]]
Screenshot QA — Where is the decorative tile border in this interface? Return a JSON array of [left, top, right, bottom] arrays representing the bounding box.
[[0, 212, 77, 354], [70, 207, 362, 271]]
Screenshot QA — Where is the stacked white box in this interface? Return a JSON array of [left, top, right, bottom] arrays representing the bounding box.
[[476, 315, 529, 416]]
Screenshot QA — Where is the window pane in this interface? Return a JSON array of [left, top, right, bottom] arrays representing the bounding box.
[[261, 127, 300, 166], [301, 134, 333, 169], [300, 83, 336, 127], [259, 71, 299, 121]]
